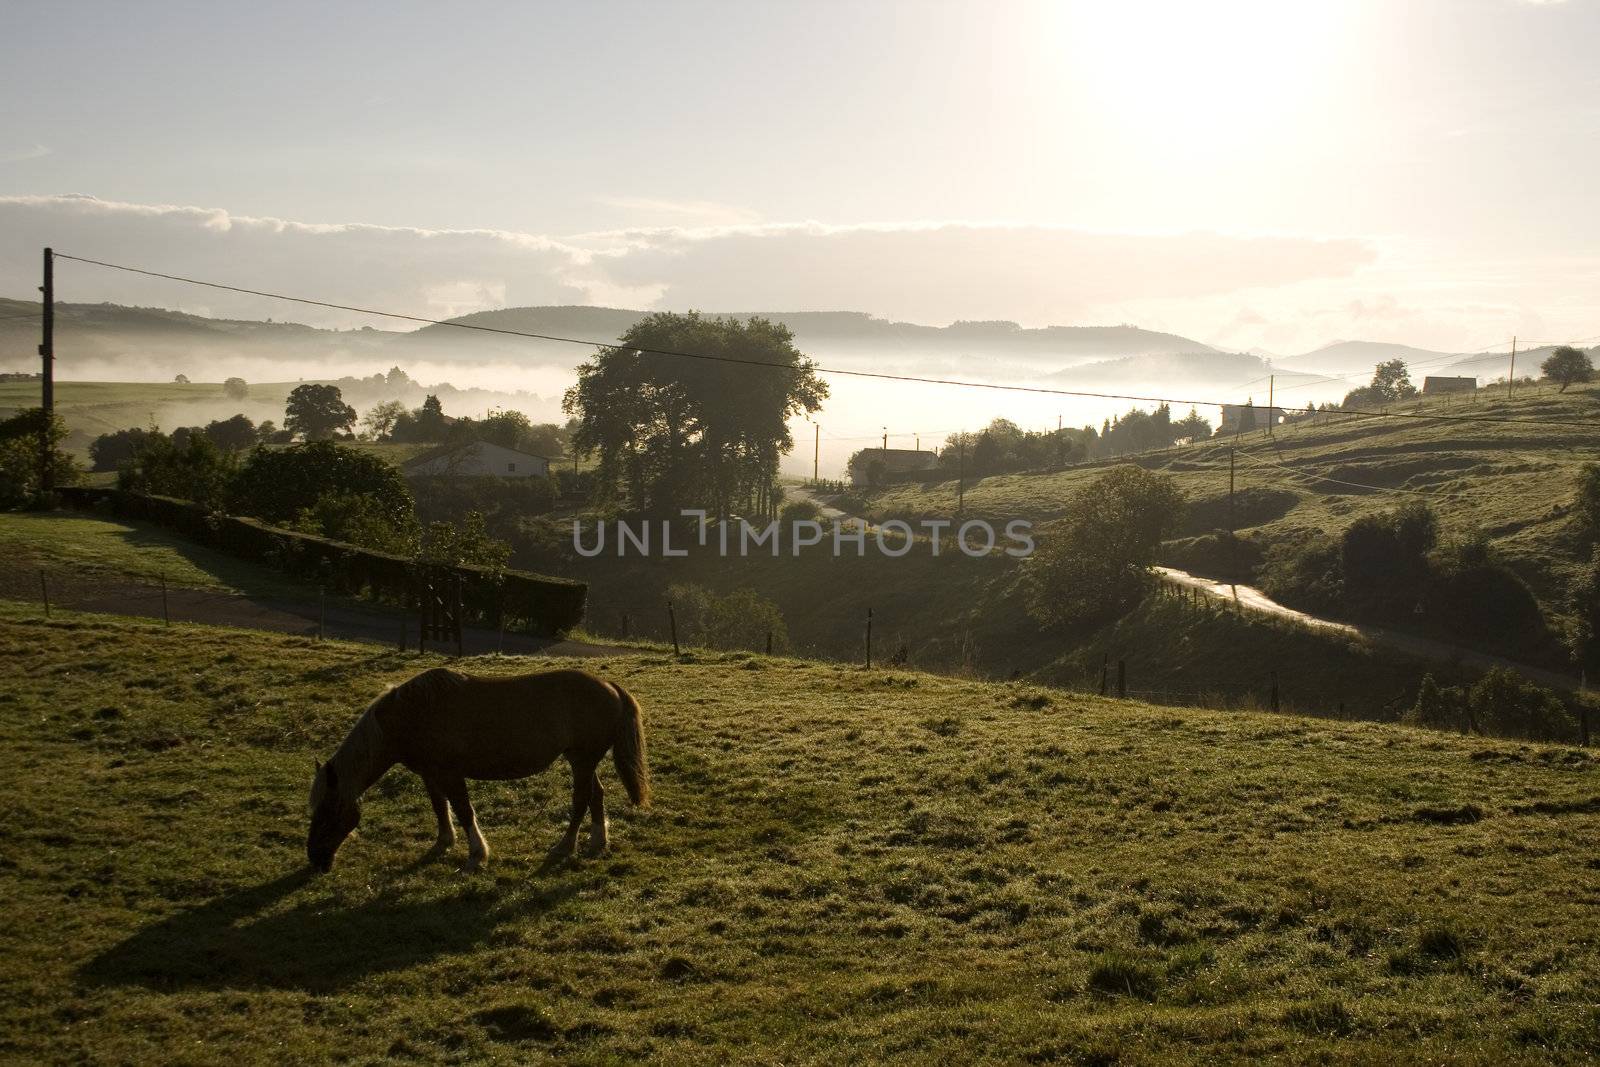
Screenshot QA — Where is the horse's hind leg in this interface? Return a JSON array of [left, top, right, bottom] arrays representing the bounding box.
[[556, 755, 598, 857], [424, 777, 455, 856], [441, 777, 489, 869], [585, 769, 608, 854]]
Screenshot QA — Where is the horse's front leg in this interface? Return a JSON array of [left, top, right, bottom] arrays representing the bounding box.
[[423, 776, 455, 857], [556, 755, 597, 857], [442, 777, 489, 869]]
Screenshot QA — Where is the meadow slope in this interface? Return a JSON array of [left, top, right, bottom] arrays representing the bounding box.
[[859, 382, 1600, 629], [0, 605, 1596, 1064]]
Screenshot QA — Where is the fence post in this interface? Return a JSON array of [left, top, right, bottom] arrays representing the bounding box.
[[621, 612, 630, 639], [765, 630, 773, 655], [160, 573, 170, 626], [497, 589, 505, 655], [865, 607, 873, 669], [1116, 659, 1126, 699], [667, 599, 679, 655], [1270, 670, 1279, 713], [39, 571, 49, 619], [398, 607, 407, 653], [1099, 654, 1109, 696]]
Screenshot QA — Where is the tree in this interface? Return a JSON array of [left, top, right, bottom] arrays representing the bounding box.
[[564, 312, 827, 516], [118, 430, 236, 509], [416, 394, 447, 440], [284, 383, 356, 440], [0, 408, 80, 506], [1025, 465, 1186, 629], [1174, 407, 1213, 443], [174, 373, 190, 385], [203, 414, 258, 452], [89, 427, 156, 472], [228, 439, 413, 529], [223, 377, 249, 400], [1541, 345, 1593, 392], [1342, 359, 1417, 408], [418, 511, 510, 572], [478, 409, 533, 449], [362, 400, 406, 441]]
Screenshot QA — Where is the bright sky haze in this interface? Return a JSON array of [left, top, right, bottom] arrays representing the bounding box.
[[3, 0, 1598, 356]]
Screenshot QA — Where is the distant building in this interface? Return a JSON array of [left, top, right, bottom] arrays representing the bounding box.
[[1220, 404, 1286, 432], [402, 440, 551, 479], [848, 447, 938, 486], [1423, 376, 1476, 395]]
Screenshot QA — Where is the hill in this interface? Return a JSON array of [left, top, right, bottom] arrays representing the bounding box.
[[1275, 340, 1460, 375], [2, 605, 1597, 1063], [855, 381, 1600, 664]]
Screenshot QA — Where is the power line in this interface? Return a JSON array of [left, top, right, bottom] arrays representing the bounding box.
[[52, 251, 1600, 432]]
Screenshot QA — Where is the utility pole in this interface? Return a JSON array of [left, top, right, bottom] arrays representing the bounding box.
[[38, 247, 54, 492], [1267, 375, 1274, 436], [882, 427, 887, 451], [1228, 446, 1236, 534], [812, 422, 819, 484], [957, 434, 965, 515], [1507, 336, 1517, 399]]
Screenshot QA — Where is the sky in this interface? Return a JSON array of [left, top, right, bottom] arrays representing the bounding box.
[[3, 0, 1599, 358]]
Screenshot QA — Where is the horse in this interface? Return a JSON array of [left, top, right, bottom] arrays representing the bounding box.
[[307, 667, 649, 872]]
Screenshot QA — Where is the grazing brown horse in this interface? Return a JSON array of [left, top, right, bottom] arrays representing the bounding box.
[[307, 667, 649, 872]]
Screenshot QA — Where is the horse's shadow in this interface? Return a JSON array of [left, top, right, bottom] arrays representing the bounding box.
[[79, 863, 593, 993]]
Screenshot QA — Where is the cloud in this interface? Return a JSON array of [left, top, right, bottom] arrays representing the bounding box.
[[591, 196, 761, 227], [1, 144, 51, 163], [592, 221, 1375, 325], [1, 196, 1376, 335]]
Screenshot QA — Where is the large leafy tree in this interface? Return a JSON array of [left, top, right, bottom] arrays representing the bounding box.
[[1342, 359, 1417, 408], [284, 383, 356, 440], [0, 408, 80, 506], [1541, 345, 1593, 392], [1025, 464, 1186, 629], [564, 312, 828, 516]]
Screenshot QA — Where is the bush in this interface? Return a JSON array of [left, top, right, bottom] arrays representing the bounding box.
[[1025, 465, 1185, 630], [1467, 668, 1574, 742], [0, 408, 80, 506], [89, 428, 156, 472], [778, 499, 822, 526], [118, 431, 237, 510], [1423, 536, 1545, 650], [666, 582, 789, 653], [229, 440, 413, 529]]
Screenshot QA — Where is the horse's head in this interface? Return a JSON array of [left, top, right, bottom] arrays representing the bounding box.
[[307, 760, 360, 872]]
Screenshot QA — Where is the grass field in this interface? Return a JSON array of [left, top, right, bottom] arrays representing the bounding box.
[[1, 604, 1596, 1063], [0, 511, 315, 601], [858, 382, 1600, 626]]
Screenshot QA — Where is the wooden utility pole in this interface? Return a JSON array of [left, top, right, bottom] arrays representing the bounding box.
[[957, 435, 965, 515], [1266, 375, 1274, 436], [1228, 446, 1236, 532], [813, 422, 819, 484], [1507, 336, 1517, 399], [39, 247, 54, 491], [881, 428, 887, 450]]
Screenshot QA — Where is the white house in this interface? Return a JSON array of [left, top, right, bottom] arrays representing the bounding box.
[[402, 441, 552, 479]]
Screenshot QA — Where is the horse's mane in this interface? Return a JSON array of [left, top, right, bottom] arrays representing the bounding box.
[[315, 688, 395, 807]]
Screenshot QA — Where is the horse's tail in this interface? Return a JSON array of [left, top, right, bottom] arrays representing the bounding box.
[[610, 683, 651, 808]]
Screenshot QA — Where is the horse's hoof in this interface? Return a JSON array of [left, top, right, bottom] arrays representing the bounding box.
[[465, 851, 489, 871], [585, 837, 610, 856]]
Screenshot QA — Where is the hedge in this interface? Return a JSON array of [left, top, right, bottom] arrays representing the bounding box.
[[57, 486, 587, 638]]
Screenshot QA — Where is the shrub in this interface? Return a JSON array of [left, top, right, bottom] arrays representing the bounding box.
[[1025, 465, 1185, 630], [0, 408, 80, 506], [666, 582, 789, 653], [1467, 668, 1574, 742], [229, 440, 413, 529], [1404, 674, 1462, 731], [89, 427, 156, 472], [779, 499, 822, 526], [118, 430, 235, 510]]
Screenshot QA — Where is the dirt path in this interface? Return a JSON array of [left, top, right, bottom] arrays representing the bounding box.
[[4, 571, 639, 659], [1154, 566, 1582, 692]]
